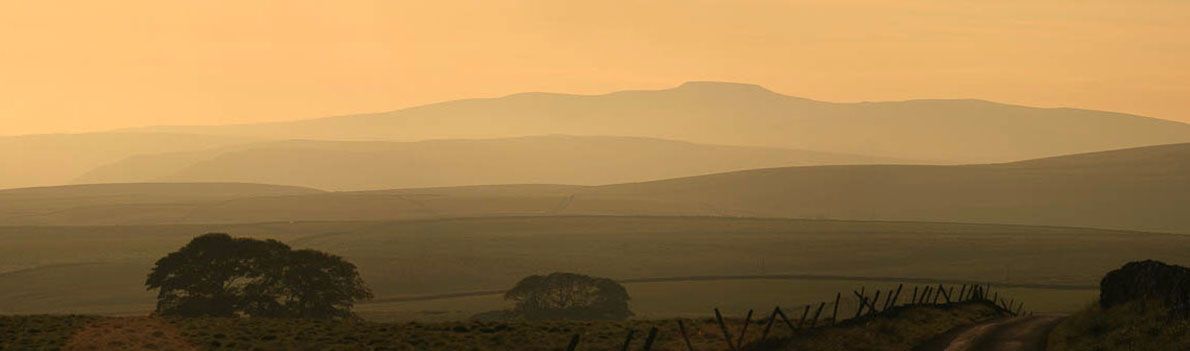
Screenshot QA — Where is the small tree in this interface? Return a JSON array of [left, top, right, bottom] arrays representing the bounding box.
[[505, 272, 632, 320], [146, 233, 372, 318]]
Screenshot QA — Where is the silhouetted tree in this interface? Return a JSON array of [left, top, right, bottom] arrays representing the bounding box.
[[277, 249, 373, 318], [145, 233, 371, 318], [505, 272, 632, 320]]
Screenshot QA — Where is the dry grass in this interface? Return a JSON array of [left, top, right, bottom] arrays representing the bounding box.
[[0, 315, 102, 350], [62, 317, 198, 351], [747, 302, 1004, 351], [1, 301, 1008, 351], [161, 317, 799, 351], [1048, 300, 1190, 351]]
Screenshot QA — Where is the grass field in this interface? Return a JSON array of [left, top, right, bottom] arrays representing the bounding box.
[[0, 314, 799, 351], [355, 280, 1094, 322], [1047, 300, 1190, 351], [1, 302, 1006, 351], [0, 216, 1183, 318], [0, 315, 102, 350]]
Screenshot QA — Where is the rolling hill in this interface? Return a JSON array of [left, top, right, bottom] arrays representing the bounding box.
[[0, 133, 259, 190], [0, 143, 1185, 233], [74, 135, 908, 190], [127, 81, 1190, 163], [583, 142, 1190, 233], [0, 183, 323, 225]]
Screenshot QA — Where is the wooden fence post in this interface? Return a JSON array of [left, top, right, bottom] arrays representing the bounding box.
[[890, 284, 903, 310], [810, 302, 825, 327], [714, 309, 738, 351], [911, 286, 918, 305], [566, 334, 581, 351], [643, 327, 659, 351], [869, 290, 883, 315], [736, 309, 753, 347], [620, 329, 636, 351], [677, 320, 695, 351], [761, 307, 779, 341], [775, 307, 796, 333], [933, 285, 943, 304], [856, 296, 866, 318], [831, 292, 841, 325], [853, 293, 867, 318], [959, 284, 968, 302], [798, 305, 811, 327]]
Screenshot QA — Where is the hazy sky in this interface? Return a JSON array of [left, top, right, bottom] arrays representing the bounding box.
[[2, 0, 1188, 135]]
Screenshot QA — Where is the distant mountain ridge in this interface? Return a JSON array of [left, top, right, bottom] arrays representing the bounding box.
[[75, 135, 911, 190], [3, 143, 1187, 233], [0, 133, 259, 189], [125, 81, 1190, 163], [6, 81, 1190, 190]]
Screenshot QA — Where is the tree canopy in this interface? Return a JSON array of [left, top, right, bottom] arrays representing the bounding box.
[[504, 272, 632, 320], [145, 233, 372, 318]]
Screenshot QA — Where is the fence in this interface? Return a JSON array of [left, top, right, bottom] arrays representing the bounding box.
[[563, 282, 1027, 351]]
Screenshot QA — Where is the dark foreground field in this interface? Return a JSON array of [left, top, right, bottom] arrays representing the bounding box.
[[1, 302, 1006, 351], [1, 216, 1184, 318]]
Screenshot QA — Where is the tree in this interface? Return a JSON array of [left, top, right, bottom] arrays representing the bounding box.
[[504, 272, 632, 320], [277, 249, 374, 318], [145, 233, 372, 318]]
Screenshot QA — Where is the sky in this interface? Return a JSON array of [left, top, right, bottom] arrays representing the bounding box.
[[1, 0, 1188, 135]]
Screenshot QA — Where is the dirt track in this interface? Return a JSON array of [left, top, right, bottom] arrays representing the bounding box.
[[919, 315, 1065, 351]]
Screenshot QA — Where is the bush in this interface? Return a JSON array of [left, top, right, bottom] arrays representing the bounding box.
[[504, 272, 632, 320]]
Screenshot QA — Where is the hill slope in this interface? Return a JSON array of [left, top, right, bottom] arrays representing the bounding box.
[[580, 142, 1190, 233], [0, 143, 1185, 233], [0, 133, 258, 190], [128, 81, 1190, 163], [75, 135, 907, 190], [0, 183, 322, 225]]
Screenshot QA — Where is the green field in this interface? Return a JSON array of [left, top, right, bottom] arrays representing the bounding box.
[[1, 216, 1183, 318]]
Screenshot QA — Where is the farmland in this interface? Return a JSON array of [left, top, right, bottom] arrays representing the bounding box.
[[0, 216, 1181, 318]]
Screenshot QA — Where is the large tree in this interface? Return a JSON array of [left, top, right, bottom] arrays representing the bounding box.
[[505, 272, 632, 320], [146, 233, 372, 318]]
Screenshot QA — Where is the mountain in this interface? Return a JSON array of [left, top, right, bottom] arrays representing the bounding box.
[[75, 135, 909, 190], [0, 133, 258, 189], [2, 143, 1186, 233], [127, 81, 1190, 163]]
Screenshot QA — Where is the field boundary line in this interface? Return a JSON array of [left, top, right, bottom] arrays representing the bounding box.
[[363, 273, 1095, 304]]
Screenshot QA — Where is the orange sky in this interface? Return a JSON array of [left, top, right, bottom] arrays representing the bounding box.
[[2, 0, 1188, 135]]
